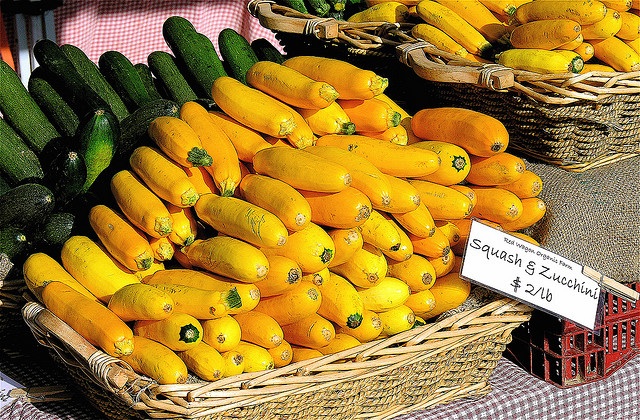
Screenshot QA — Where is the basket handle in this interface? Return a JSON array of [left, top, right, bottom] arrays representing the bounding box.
[[249, 0, 339, 39], [22, 301, 132, 390], [396, 42, 515, 90]]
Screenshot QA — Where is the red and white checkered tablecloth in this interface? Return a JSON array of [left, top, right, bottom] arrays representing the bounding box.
[[53, 0, 282, 65]]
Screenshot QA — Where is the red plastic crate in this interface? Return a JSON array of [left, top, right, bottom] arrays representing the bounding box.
[[506, 282, 639, 388]]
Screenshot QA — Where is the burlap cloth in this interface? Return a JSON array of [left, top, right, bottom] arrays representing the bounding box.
[[524, 156, 640, 284]]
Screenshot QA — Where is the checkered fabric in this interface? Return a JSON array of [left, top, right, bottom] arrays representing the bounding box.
[[394, 356, 640, 420], [53, 0, 283, 64]]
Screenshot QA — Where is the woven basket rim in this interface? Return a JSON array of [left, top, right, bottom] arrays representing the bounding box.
[[21, 296, 532, 418], [249, 0, 640, 105]]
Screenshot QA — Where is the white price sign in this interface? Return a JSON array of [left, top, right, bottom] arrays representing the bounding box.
[[460, 220, 603, 330]]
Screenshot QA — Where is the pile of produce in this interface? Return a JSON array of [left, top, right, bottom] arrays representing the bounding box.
[[1, 16, 546, 384], [274, 0, 640, 73]]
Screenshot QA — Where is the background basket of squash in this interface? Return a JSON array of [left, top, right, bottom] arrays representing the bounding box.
[[250, 0, 640, 171]]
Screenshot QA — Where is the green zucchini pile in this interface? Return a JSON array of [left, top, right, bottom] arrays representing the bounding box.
[[277, 0, 369, 19], [0, 16, 285, 265]]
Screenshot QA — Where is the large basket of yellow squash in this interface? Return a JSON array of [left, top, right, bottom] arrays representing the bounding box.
[[249, 0, 640, 171], [21, 293, 531, 419]]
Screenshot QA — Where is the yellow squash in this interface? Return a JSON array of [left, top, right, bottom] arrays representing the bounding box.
[[391, 202, 436, 238], [331, 242, 388, 288], [377, 304, 416, 336], [497, 47, 586, 73], [283, 55, 388, 100], [120, 336, 187, 384], [510, 18, 582, 49], [60, 235, 140, 303], [254, 282, 322, 326], [211, 76, 297, 138], [327, 228, 364, 267], [317, 273, 365, 328], [252, 147, 352, 193], [238, 173, 311, 232], [207, 110, 272, 163], [234, 341, 275, 372], [411, 107, 508, 156], [41, 281, 133, 357], [89, 204, 154, 271], [233, 311, 284, 349], [418, 271, 471, 319], [317, 333, 362, 355], [23, 252, 97, 302], [195, 193, 288, 248], [148, 116, 213, 167], [466, 152, 526, 186], [133, 312, 203, 351], [358, 209, 402, 253], [469, 186, 524, 225], [151, 282, 242, 320], [129, 145, 200, 207], [335, 309, 383, 343], [514, 0, 608, 25], [177, 341, 226, 381], [300, 187, 372, 229], [410, 140, 471, 186], [201, 315, 242, 353], [281, 313, 336, 349], [182, 237, 269, 283], [180, 101, 241, 197], [316, 134, 440, 178], [143, 268, 261, 314], [166, 203, 197, 247], [297, 101, 356, 136], [408, 179, 473, 220], [268, 340, 293, 368], [246, 60, 339, 109], [261, 222, 335, 273], [357, 276, 411, 311], [254, 255, 302, 298], [386, 253, 437, 292], [415, 0, 493, 56], [107, 283, 174, 322], [339, 97, 402, 132], [110, 169, 173, 238]]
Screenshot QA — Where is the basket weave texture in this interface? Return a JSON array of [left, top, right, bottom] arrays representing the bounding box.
[[249, 1, 640, 171], [21, 298, 531, 419]]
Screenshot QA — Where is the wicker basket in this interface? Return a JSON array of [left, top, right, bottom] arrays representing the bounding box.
[[21, 295, 532, 419], [249, 0, 640, 172]]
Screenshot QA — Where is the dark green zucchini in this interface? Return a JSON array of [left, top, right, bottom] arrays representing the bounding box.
[[218, 28, 260, 85], [0, 117, 44, 184], [0, 183, 55, 228], [115, 99, 180, 160], [0, 226, 29, 260], [0, 175, 11, 195], [0, 58, 60, 153], [77, 108, 118, 192], [134, 63, 163, 102], [32, 39, 112, 118], [28, 67, 80, 137], [41, 140, 87, 205], [99, 51, 156, 112], [162, 16, 227, 98], [148, 50, 198, 105], [251, 38, 286, 64], [36, 212, 76, 247], [60, 43, 130, 121]]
